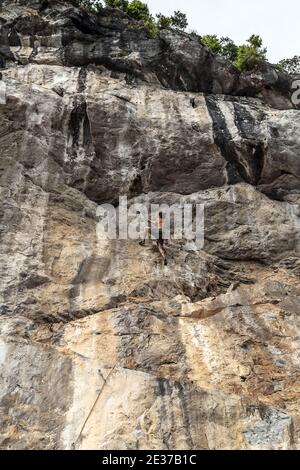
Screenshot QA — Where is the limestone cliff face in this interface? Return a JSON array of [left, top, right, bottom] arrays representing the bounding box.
[[0, 0, 300, 450]]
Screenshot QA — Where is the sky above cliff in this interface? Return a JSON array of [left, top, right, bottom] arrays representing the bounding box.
[[147, 0, 299, 63]]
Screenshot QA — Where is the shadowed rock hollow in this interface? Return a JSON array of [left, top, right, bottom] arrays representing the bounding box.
[[0, 0, 300, 450]]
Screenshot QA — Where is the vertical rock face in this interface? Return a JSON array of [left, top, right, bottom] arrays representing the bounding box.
[[0, 0, 300, 450]]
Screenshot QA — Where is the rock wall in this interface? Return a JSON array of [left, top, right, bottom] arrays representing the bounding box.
[[0, 0, 299, 450]]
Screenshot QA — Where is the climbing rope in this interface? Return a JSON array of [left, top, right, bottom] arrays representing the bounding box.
[[73, 363, 117, 449]]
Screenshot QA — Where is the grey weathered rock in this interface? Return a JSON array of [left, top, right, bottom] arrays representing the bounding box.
[[0, 0, 297, 108], [0, 0, 299, 450]]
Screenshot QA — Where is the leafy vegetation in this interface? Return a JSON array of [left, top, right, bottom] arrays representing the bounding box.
[[104, 0, 129, 8], [276, 56, 300, 74], [156, 13, 172, 29], [233, 35, 267, 71], [71, 1, 298, 74], [219, 37, 238, 62], [202, 34, 267, 71], [170, 11, 188, 30], [126, 0, 149, 21], [201, 35, 223, 55], [74, 0, 187, 37]]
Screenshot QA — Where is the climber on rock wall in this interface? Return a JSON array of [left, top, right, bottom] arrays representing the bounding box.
[[139, 211, 168, 266], [156, 211, 168, 266]]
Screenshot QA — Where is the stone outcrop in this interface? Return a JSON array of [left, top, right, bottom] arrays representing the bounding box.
[[0, 0, 299, 450]]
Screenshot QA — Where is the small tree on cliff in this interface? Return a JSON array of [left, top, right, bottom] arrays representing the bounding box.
[[276, 56, 300, 74], [73, 1, 188, 36], [201, 35, 238, 60], [104, 0, 129, 10], [233, 35, 267, 71], [201, 35, 223, 54], [219, 37, 238, 62], [156, 13, 172, 29], [201, 34, 267, 71], [156, 11, 188, 31], [170, 11, 188, 30], [126, 0, 150, 21]]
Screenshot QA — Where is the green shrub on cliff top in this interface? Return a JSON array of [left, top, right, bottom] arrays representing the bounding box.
[[76, 0, 187, 35], [104, 0, 129, 9], [156, 11, 188, 32], [276, 56, 300, 74], [126, 0, 149, 21], [202, 33, 267, 72], [201, 35, 238, 62], [156, 13, 172, 29], [73, 1, 272, 72], [201, 35, 223, 54], [233, 35, 267, 71], [170, 11, 188, 30]]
